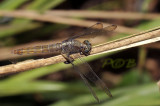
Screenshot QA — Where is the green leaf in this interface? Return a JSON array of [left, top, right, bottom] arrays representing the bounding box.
[[0, 0, 27, 10], [0, 0, 66, 39], [51, 83, 160, 106]]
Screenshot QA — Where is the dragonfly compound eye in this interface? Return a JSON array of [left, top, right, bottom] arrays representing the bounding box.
[[83, 40, 92, 56]]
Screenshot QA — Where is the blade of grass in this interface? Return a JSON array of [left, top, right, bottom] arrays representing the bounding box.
[[0, 0, 65, 39], [0, 0, 27, 10], [0, 22, 42, 38], [51, 83, 160, 106], [0, 80, 87, 97]]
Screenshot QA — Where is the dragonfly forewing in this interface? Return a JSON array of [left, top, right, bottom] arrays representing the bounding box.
[[67, 23, 117, 41], [67, 23, 103, 40], [103, 24, 117, 33]]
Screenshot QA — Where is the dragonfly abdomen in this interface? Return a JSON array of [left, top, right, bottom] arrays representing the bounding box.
[[48, 43, 62, 53], [13, 43, 62, 55]]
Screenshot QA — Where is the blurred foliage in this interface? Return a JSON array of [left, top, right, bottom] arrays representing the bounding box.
[[0, 0, 27, 10], [88, 1, 123, 10], [0, 0, 160, 105], [141, 0, 152, 12], [0, 0, 66, 44], [137, 18, 160, 30], [119, 69, 152, 87], [50, 83, 160, 106]]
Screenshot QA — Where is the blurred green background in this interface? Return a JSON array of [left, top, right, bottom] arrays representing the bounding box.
[[0, 0, 160, 106]]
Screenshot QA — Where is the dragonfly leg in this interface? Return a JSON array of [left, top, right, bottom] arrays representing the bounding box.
[[61, 53, 74, 64]]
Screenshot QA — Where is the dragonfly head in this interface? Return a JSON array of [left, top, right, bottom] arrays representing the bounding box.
[[82, 40, 92, 56]]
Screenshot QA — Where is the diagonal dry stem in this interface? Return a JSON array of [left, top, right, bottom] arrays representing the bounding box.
[[0, 26, 160, 75], [0, 10, 139, 34], [46, 10, 160, 20]]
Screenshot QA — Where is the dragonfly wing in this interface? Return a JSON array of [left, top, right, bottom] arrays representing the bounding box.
[[103, 24, 117, 32], [67, 22, 103, 40], [70, 61, 99, 102], [76, 55, 112, 98], [61, 50, 99, 102]]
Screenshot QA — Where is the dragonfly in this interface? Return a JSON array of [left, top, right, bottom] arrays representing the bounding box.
[[12, 23, 117, 102]]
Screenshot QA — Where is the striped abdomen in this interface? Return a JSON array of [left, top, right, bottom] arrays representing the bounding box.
[[13, 43, 62, 55]]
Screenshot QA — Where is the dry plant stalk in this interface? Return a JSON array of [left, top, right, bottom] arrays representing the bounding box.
[[47, 10, 160, 20], [0, 10, 139, 34], [157, 81, 160, 89], [0, 26, 160, 75]]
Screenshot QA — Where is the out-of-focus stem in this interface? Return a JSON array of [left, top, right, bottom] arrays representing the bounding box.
[[0, 10, 139, 34], [157, 81, 160, 90], [46, 10, 160, 20], [138, 47, 147, 70]]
